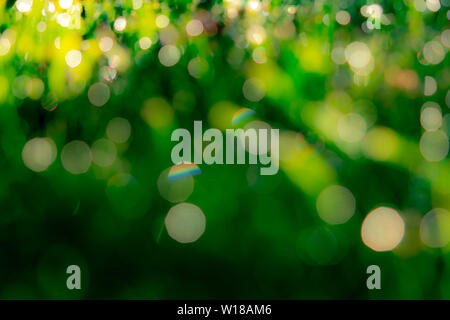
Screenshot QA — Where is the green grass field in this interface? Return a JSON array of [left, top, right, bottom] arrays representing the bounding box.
[[0, 0, 449, 299]]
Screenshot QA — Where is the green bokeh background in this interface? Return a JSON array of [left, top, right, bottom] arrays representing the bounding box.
[[0, 0, 449, 299]]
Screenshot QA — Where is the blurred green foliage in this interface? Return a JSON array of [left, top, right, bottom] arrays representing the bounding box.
[[0, 0, 450, 299]]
